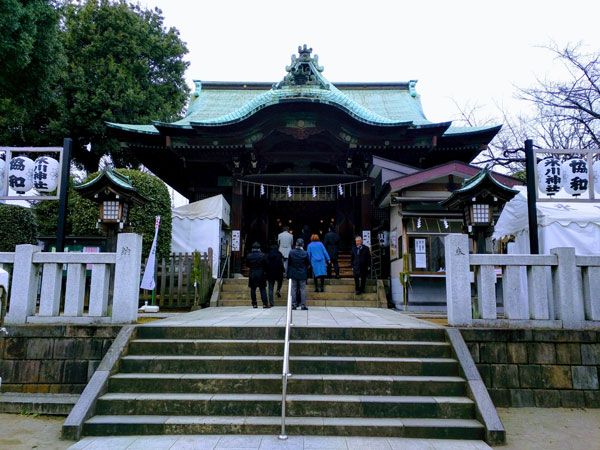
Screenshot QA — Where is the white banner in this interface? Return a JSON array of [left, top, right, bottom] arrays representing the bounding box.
[[140, 216, 161, 290]]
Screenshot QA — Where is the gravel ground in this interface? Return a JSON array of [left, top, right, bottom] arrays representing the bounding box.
[[0, 408, 598, 450]]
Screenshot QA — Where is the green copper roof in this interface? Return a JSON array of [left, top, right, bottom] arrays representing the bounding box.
[[454, 166, 518, 194], [75, 167, 136, 191], [107, 45, 500, 136]]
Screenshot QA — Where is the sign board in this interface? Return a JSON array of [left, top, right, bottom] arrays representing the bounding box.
[[231, 230, 240, 252], [362, 230, 371, 247], [414, 238, 427, 269], [390, 229, 397, 259], [534, 148, 599, 203], [1, 147, 64, 200]]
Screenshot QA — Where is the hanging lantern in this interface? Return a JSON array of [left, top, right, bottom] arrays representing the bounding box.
[[593, 160, 600, 194], [338, 183, 344, 195], [260, 183, 265, 196], [562, 158, 589, 197], [312, 185, 317, 198], [0, 158, 5, 193], [286, 185, 292, 198], [8, 156, 34, 194], [537, 158, 563, 196], [33, 156, 60, 192]]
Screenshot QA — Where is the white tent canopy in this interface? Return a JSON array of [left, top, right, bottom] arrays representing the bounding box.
[[493, 186, 600, 255], [171, 195, 231, 277]]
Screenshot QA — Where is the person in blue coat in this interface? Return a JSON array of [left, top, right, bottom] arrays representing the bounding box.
[[307, 234, 330, 292]]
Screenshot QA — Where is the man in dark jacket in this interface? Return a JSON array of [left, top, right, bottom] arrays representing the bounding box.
[[323, 224, 340, 279], [265, 245, 285, 307], [300, 225, 311, 250], [246, 242, 269, 308], [286, 238, 310, 310], [351, 236, 371, 295]]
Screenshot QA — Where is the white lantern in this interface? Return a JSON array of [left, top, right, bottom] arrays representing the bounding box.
[[34, 156, 60, 192], [8, 156, 34, 194], [537, 158, 562, 196], [562, 158, 589, 197], [593, 160, 600, 194], [0, 158, 5, 193]]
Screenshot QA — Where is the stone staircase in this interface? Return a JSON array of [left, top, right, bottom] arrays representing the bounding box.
[[218, 278, 379, 307], [82, 325, 488, 440]]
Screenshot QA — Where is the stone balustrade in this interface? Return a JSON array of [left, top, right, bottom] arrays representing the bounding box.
[[0, 233, 142, 325], [445, 234, 600, 329]]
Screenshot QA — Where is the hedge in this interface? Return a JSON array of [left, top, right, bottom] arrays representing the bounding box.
[[0, 204, 38, 252]]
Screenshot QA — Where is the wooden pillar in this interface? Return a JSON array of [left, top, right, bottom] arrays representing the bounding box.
[[361, 181, 372, 232], [231, 179, 242, 274]]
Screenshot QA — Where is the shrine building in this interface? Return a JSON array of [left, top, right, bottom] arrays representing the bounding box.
[[108, 45, 522, 309]]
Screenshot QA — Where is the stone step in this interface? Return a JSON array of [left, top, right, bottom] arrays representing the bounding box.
[[221, 284, 376, 293], [95, 393, 474, 419], [108, 373, 467, 396], [119, 355, 458, 377], [218, 292, 378, 301], [223, 278, 376, 286], [83, 415, 485, 439], [217, 299, 379, 307], [127, 339, 452, 358], [135, 326, 448, 342], [0, 393, 79, 416]]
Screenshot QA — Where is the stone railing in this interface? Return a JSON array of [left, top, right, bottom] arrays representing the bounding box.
[[0, 233, 142, 325], [445, 234, 600, 329]]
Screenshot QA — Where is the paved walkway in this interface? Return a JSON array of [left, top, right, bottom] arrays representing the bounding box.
[[68, 434, 491, 449], [141, 306, 442, 329]]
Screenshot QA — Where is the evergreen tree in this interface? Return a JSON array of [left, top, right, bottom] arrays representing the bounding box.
[[0, 0, 64, 145], [50, 0, 190, 170]]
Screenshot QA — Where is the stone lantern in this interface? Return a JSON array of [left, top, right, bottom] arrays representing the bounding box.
[[75, 168, 150, 251], [442, 167, 518, 253]]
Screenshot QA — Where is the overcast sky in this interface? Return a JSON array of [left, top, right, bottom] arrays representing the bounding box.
[[140, 0, 600, 124]]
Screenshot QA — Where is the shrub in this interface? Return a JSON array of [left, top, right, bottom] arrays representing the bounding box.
[[72, 169, 172, 259], [0, 205, 38, 252]]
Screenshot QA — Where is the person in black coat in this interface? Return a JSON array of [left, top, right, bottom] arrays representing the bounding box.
[[265, 245, 285, 307], [246, 242, 269, 308], [300, 225, 312, 250], [323, 224, 340, 279], [351, 236, 371, 294], [286, 238, 310, 310]]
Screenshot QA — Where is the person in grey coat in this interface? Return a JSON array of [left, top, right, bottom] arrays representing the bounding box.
[[286, 238, 310, 310], [277, 226, 293, 271]]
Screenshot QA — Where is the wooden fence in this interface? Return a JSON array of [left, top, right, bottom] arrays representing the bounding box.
[[140, 250, 214, 309]]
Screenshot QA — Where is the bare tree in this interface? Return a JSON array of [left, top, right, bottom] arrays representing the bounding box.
[[453, 42, 600, 173], [519, 42, 600, 149]]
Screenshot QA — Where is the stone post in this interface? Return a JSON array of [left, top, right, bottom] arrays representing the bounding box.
[[582, 266, 600, 320], [4, 244, 39, 325], [476, 265, 496, 319], [64, 264, 86, 317], [89, 264, 110, 317], [112, 233, 142, 323], [39, 263, 63, 316], [551, 247, 585, 328], [444, 234, 472, 326]]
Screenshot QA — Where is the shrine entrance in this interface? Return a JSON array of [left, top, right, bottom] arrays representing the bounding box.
[[241, 183, 362, 255]]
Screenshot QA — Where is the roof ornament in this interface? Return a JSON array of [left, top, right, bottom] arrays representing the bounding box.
[[274, 44, 330, 90]]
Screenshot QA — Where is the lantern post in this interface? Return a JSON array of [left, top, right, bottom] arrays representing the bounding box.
[[524, 139, 540, 254], [56, 138, 72, 252]]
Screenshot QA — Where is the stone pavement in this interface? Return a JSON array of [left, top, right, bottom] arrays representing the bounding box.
[[141, 306, 443, 329], [68, 434, 491, 449], [2, 409, 600, 450]]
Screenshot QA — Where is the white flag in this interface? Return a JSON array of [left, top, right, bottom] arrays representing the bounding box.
[[140, 216, 160, 290]]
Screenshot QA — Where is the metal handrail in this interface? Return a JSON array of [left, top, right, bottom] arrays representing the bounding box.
[[278, 278, 294, 440]]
